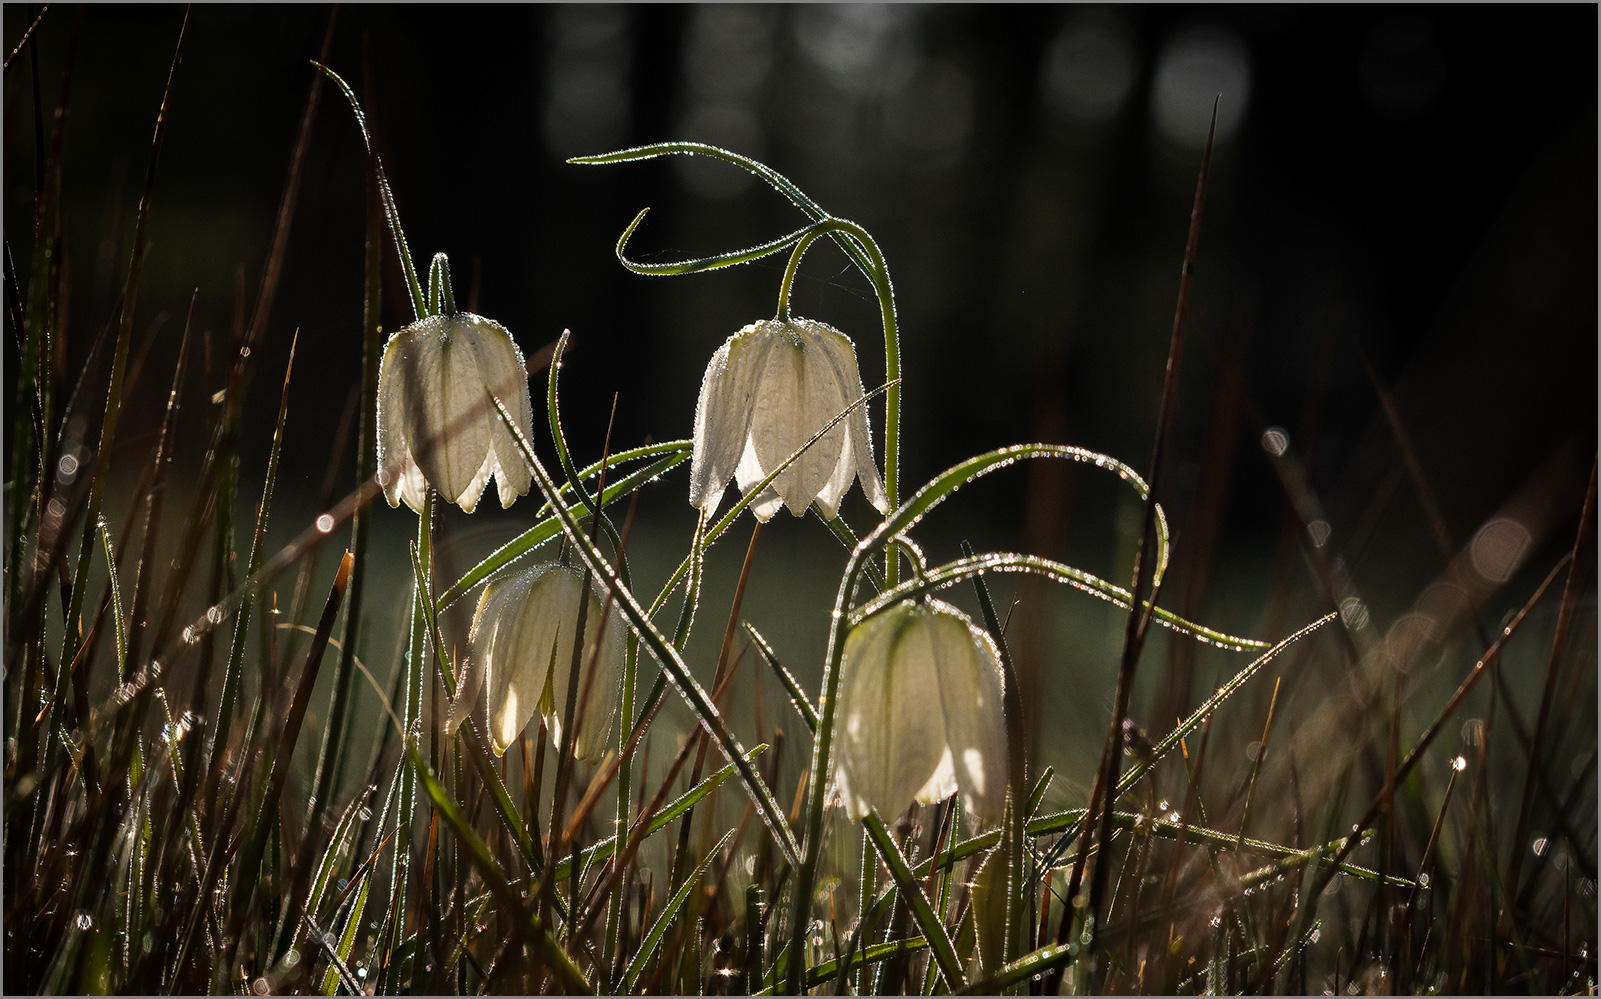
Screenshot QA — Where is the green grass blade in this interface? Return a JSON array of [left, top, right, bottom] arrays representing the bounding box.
[[219, 551, 352, 984], [299, 793, 368, 954], [56, 8, 189, 745], [407, 742, 595, 995], [620, 829, 736, 993], [436, 442, 689, 611], [567, 141, 877, 280], [312, 63, 426, 320], [862, 812, 967, 991], [317, 871, 370, 995], [551, 744, 767, 883], [957, 941, 1073, 995], [816, 510, 886, 592], [1027, 766, 1054, 819], [611, 208, 825, 276], [742, 623, 818, 733], [97, 519, 126, 679], [750, 936, 932, 995], [208, 335, 296, 798]]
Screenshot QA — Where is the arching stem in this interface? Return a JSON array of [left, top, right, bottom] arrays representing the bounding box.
[[771, 217, 901, 586]]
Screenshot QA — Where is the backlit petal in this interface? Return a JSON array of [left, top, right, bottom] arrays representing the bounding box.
[[836, 603, 946, 822], [814, 323, 889, 514], [689, 340, 745, 516], [377, 335, 412, 509], [925, 601, 1007, 824]]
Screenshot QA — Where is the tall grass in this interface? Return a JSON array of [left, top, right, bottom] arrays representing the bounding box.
[[4, 11, 1595, 996]]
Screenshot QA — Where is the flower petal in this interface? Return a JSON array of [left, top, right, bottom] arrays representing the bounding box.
[[689, 339, 747, 516], [925, 600, 1007, 825], [735, 438, 783, 522], [479, 567, 560, 755], [814, 322, 888, 513], [746, 322, 846, 517], [376, 334, 412, 509], [835, 603, 946, 822], [465, 314, 534, 509]]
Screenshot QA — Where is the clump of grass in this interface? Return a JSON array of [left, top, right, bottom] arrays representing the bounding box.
[[5, 11, 1595, 997]]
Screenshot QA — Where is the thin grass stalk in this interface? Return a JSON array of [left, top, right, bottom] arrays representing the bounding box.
[[409, 749, 594, 994], [1081, 102, 1216, 986], [4, 46, 63, 637], [571, 661, 750, 943], [53, 19, 185, 806], [962, 539, 1028, 982], [380, 492, 432, 994], [1504, 456, 1595, 917], [206, 335, 295, 806], [1236, 675, 1283, 847], [670, 521, 761, 894], [603, 601, 645, 983], [1290, 553, 1573, 969], [860, 812, 965, 990], [620, 829, 737, 993], [217, 551, 352, 986], [306, 72, 382, 855]]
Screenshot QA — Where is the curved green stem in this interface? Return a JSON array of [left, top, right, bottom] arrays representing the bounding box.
[[851, 551, 1266, 652], [775, 229, 821, 322], [615, 208, 818, 277]]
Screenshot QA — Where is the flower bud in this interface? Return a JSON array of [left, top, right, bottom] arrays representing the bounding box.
[[377, 311, 535, 514], [834, 599, 1007, 826], [689, 317, 889, 522], [451, 562, 624, 759]]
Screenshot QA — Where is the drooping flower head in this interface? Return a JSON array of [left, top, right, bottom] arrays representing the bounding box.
[[451, 562, 625, 760], [377, 310, 535, 514], [834, 598, 1007, 825], [689, 317, 889, 522]]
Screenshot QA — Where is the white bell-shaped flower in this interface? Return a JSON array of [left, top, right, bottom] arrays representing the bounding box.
[[452, 562, 625, 759], [834, 598, 1007, 825], [689, 317, 889, 522], [376, 311, 535, 514]]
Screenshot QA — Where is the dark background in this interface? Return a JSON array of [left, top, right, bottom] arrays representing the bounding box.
[[5, 6, 1596, 787]]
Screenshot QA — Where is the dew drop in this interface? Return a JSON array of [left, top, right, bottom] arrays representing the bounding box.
[[251, 977, 269, 995], [358, 807, 373, 821], [206, 605, 224, 625], [74, 912, 93, 930], [316, 514, 335, 534]]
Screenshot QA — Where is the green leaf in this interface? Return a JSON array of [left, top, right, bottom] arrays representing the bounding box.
[[318, 872, 370, 995], [620, 829, 736, 993]]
